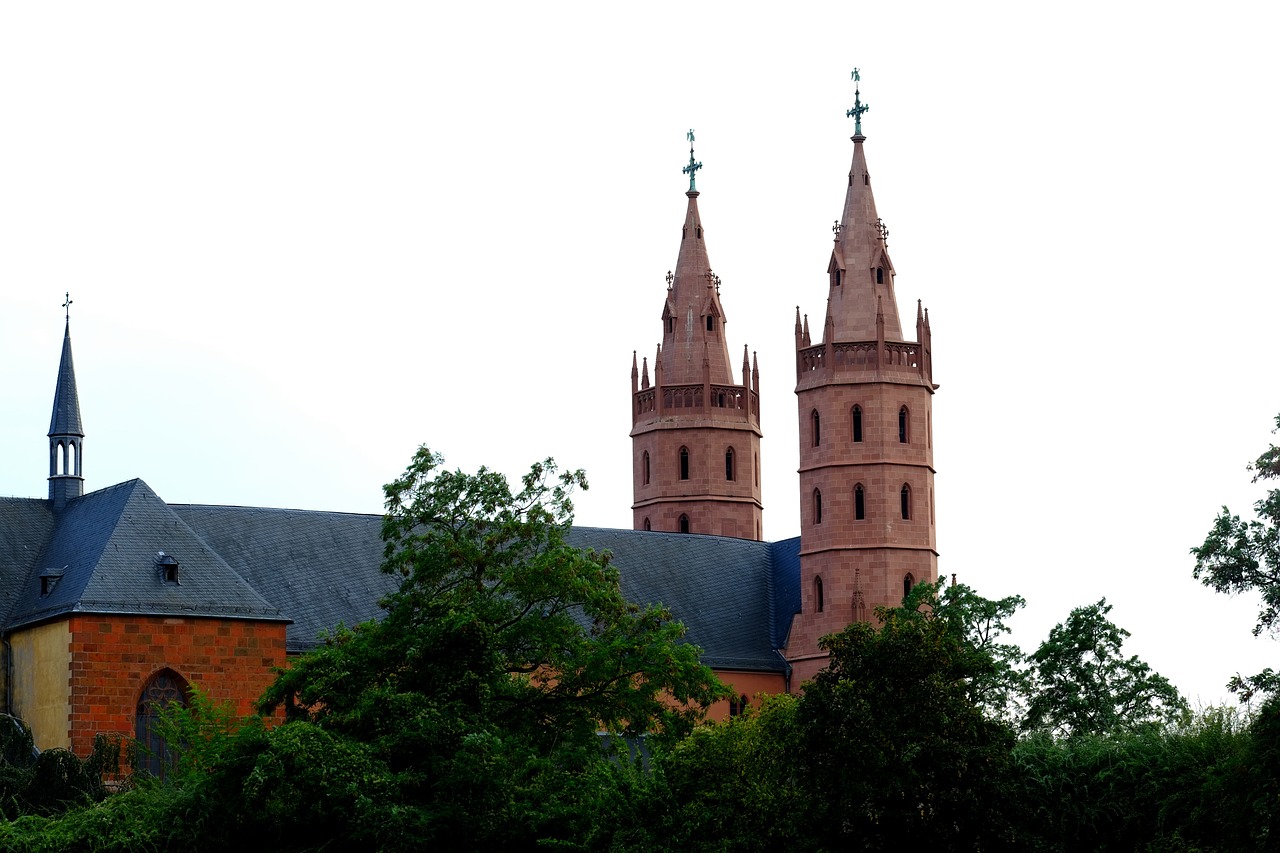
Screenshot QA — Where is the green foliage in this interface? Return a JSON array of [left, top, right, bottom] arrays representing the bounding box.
[[1023, 599, 1189, 737], [1193, 413, 1280, 700], [798, 597, 1018, 850], [252, 446, 727, 848], [645, 693, 813, 852], [1007, 707, 1258, 851], [903, 580, 1029, 723]]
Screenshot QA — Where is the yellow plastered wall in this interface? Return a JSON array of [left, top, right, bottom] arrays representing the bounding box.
[[9, 621, 72, 750]]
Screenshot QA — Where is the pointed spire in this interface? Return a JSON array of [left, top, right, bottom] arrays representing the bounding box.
[[49, 321, 83, 438], [641, 356, 650, 389], [826, 70, 904, 343], [659, 132, 735, 387], [742, 345, 751, 389], [631, 350, 640, 395], [49, 294, 85, 509]]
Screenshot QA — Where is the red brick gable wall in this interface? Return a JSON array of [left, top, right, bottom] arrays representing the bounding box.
[[66, 614, 286, 756]]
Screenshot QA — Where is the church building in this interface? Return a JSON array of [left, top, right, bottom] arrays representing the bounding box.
[[0, 75, 936, 754]]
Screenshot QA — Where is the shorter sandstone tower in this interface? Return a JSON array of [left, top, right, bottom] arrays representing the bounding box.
[[631, 133, 763, 540]]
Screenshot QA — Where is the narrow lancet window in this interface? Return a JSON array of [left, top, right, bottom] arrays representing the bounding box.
[[901, 484, 911, 520], [814, 489, 823, 524], [812, 410, 821, 447], [815, 576, 825, 613], [679, 447, 690, 481], [725, 448, 735, 481], [852, 405, 864, 442], [855, 484, 865, 520], [679, 514, 690, 534], [899, 406, 909, 444]]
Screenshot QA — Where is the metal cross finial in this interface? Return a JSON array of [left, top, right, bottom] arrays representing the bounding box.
[[666, 270, 674, 288], [682, 129, 702, 192], [62, 292, 73, 321], [876, 217, 889, 245], [832, 220, 842, 238], [846, 69, 869, 136]]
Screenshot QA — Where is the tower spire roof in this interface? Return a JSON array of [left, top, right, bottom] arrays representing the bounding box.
[[659, 133, 735, 386], [825, 71, 903, 342], [49, 295, 84, 439]]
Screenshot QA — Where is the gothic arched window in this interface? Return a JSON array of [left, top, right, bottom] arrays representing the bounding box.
[[679, 514, 690, 534], [901, 483, 912, 520], [815, 576, 825, 613], [725, 447, 735, 481], [852, 405, 864, 442], [855, 483, 866, 520], [679, 447, 690, 481], [899, 406, 910, 444], [136, 669, 189, 779], [812, 410, 821, 447], [814, 489, 823, 524], [642, 451, 650, 485]]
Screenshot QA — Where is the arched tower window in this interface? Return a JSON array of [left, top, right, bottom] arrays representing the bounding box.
[[876, 267, 885, 284], [725, 447, 735, 481], [642, 451, 650, 485], [852, 405, 864, 442], [813, 489, 823, 524], [679, 447, 690, 481], [901, 483, 912, 520], [643, 517, 651, 531], [855, 483, 866, 520], [815, 576, 825, 613], [811, 410, 821, 447], [899, 406, 910, 443], [136, 669, 189, 779], [678, 514, 690, 534], [903, 573, 915, 599]]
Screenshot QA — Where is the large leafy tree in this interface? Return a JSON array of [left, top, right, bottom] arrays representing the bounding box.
[[797, 593, 1018, 850], [1192, 413, 1280, 700], [924, 581, 1029, 723], [256, 446, 728, 848], [1022, 599, 1187, 736]]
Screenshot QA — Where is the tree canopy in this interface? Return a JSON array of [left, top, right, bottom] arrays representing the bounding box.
[[1193, 412, 1280, 700], [1022, 599, 1188, 736]]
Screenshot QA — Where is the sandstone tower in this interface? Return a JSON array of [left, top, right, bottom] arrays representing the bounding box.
[[630, 134, 763, 540], [785, 75, 938, 684]]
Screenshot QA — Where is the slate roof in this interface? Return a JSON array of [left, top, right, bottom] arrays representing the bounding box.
[[48, 322, 83, 438], [5, 480, 286, 630], [170, 504, 392, 652], [0, 483, 802, 672]]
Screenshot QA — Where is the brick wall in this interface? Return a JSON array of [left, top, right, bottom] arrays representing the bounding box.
[[66, 614, 287, 756]]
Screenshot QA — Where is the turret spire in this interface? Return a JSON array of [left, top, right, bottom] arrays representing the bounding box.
[[825, 70, 902, 343], [49, 294, 85, 510]]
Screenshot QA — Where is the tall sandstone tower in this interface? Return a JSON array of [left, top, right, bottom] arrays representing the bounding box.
[[631, 135, 763, 540], [785, 76, 938, 684]]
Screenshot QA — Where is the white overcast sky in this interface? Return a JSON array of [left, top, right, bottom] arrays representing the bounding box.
[[2, 2, 1278, 708]]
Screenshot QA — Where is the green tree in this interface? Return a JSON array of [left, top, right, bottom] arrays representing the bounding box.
[[1023, 599, 1188, 737], [797, 595, 1018, 850], [1192, 413, 1280, 701], [256, 446, 728, 849], [923, 581, 1029, 724]]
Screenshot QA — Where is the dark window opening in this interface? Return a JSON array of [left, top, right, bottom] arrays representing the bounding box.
[[706, 315, 714, 331], [679, 514, 690, 534], [725, 448, 735, 481], [901, 484, 911, 520], [136, 669, 189, 779], [729, 695, 740, 717], [876, 267, 884, 284], [903, 573, 915, 599], [815, 576, 824, 613], [642, 451, 650, 485], [814, 489, 823, 524], [679, 447, 690, 480], [899, 406, 909, 443], [855, 484, 865, 520], [812, 410, 821, 447], [666, 318, 674, 333], [696, 226, 702, 238], [643, 517, 651, 531], [864, 174, 870, 186], [852, 405, 863, 442]]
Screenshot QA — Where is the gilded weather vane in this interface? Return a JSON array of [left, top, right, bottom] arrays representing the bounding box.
[[682, 129, 702, 192], [846, 68, 869, 136], [62, 292, 73, 321]]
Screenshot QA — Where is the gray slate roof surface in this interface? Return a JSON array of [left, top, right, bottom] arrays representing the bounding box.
[[170, 505, 393, 652], [568, 527, 790, 673], [1, 482, 800, 672], [0, 498, 56, 624], [6, 480, 286, 630], [48, 323, 84, 437]]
